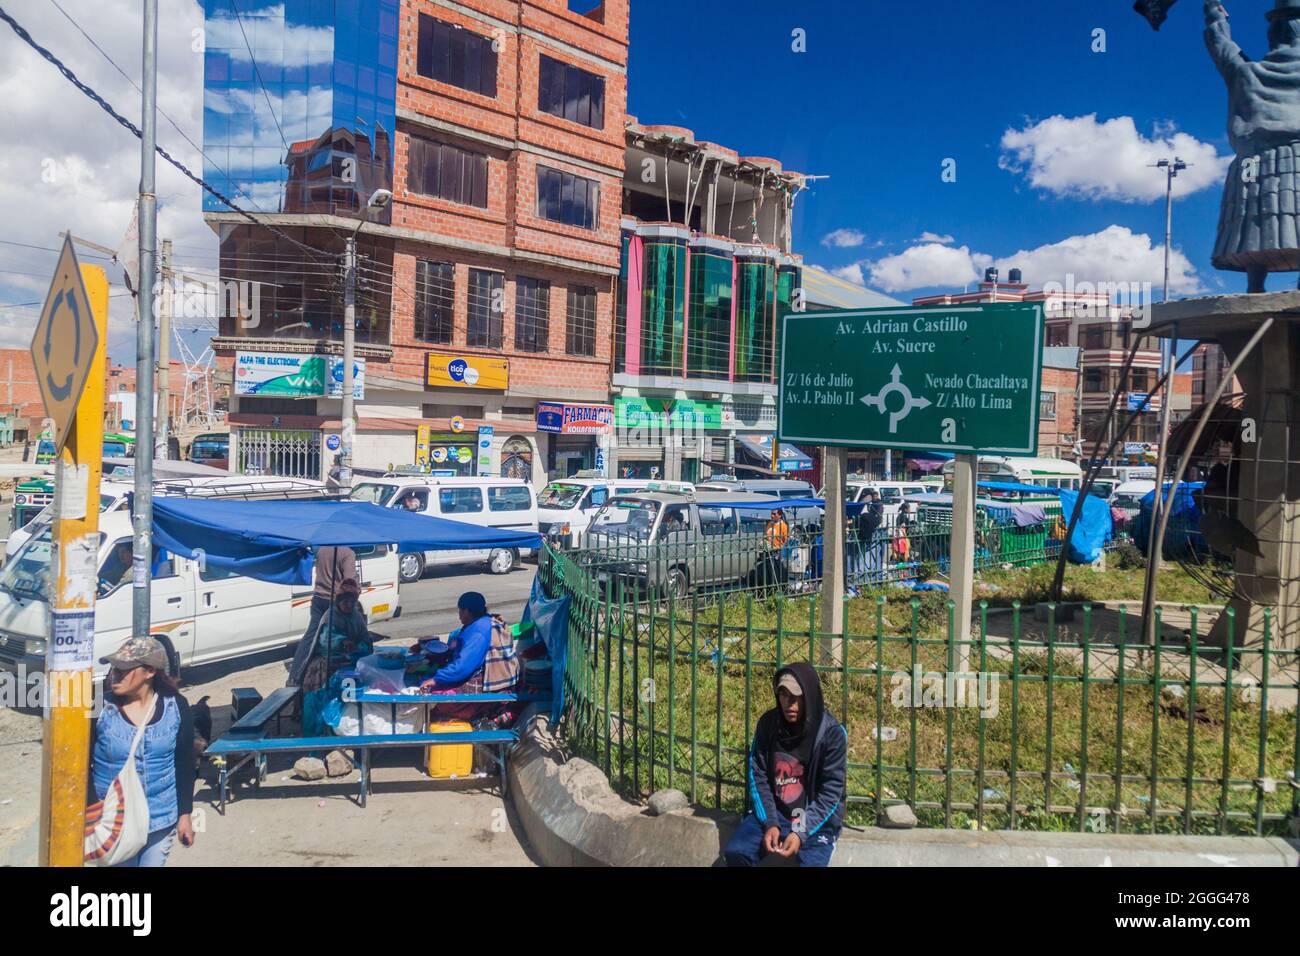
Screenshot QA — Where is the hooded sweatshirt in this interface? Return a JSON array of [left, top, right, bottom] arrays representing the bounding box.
[[747, 662, 848, 839]]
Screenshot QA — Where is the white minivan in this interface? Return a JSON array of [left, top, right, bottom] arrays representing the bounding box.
[[537, 477, 691, 547], [349, 475, 539, 582], [0, 509, 401, 681]]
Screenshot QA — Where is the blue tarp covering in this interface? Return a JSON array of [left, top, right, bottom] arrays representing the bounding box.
[[151, 497, 544, 585], [523, 577, 569, 723], [1133, 482, 1206, 558], [977, 481, 1113, 563]]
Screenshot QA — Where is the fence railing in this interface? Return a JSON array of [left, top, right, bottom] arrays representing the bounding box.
[[541, 542, 1300, 836]]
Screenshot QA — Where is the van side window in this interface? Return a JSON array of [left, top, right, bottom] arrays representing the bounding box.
[[100, 540, 175, 594], [488, 486, 532, 512], [659, 504, 690, 535], [739, 512, 769, 534], [439, 488, 483, 514], [698, 506, 735, 536], [396, 488, 429, 510]]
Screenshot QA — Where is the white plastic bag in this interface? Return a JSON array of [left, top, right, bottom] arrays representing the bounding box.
[[330, 701, 421, 736], [355, 652, 407, 693]]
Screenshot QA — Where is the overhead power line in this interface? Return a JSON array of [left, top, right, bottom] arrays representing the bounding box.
[[0, 3, 334, 264]]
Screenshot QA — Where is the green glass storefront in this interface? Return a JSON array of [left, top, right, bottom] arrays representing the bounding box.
[[734, 256, 776, 382], [687, 249, 733, 378], [641, 237, 687, 375]]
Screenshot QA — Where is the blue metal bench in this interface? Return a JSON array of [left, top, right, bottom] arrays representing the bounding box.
[[204, 690, 546, 812]]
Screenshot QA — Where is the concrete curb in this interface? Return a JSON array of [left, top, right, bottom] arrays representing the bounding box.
[[507, 718, 1300, 868]]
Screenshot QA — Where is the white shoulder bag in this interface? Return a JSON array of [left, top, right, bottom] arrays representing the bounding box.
[[84, 693, 158, 866]]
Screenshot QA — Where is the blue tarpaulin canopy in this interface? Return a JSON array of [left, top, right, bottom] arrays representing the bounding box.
[[151, 497, 543, 585], [977, 480, 1113, 562]]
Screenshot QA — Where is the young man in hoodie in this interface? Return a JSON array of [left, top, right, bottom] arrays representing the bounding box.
[[725, 661, 848, 866]]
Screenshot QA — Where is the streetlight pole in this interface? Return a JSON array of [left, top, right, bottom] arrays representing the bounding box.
[[1142, 155, 1186, 637]]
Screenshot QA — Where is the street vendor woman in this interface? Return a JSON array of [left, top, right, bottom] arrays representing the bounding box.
[[295, 578, 373, 734], [419, 591, 519, 722]]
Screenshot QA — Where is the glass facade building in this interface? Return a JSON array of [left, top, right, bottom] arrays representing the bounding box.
[[686, 237, 733, 379], [202, 0, 398, 220], [639, 229, 688, 376], [734, 250, 776, 383]]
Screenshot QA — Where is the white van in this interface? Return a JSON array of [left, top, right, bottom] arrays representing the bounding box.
[[349, 475, 538, 582], [537, 477, 691, 547], [842, 479, 931, 518], [0, 509, 401, 681]]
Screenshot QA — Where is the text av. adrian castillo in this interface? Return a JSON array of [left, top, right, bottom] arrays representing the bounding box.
[[837, 314, 970, 354]]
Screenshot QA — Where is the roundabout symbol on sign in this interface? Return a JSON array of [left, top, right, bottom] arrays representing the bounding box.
[[860, 364, 931, 434]]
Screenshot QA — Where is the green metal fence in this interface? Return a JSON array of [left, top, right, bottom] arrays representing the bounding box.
[[542, 543, 1300, 836]]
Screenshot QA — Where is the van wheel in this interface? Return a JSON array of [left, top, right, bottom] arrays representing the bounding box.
[[398, 552, 425, 583], [488, 548, 517, 575], [664, 566, 690, 602], [154, 635, 180, 679]]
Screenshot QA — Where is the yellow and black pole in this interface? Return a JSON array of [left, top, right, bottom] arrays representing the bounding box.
[[36, 256, 108, 866]]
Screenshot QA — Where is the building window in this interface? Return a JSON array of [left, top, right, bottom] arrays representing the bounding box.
[[1083, 367, 1108, 393], [1081, 325, 1109, 350], [537, 54, 605, 129], [1040, 391, 1057, 421], [1045, 324, 1070, 347], [406, 136, 488, 208], [467, 268, 503, 349], [515, 277, 550, 353], [1128, 367, 1153, 393], [566, 285, 597, 356], [414, 260, 455, 344], [536, 166, 600, 230], [416, 14, 497, 97]]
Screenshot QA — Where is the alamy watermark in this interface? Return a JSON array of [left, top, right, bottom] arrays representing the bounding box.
[[890, 666, 1000, 718], [152, 276, 262, 328], [1042, 274, 1156, 329]]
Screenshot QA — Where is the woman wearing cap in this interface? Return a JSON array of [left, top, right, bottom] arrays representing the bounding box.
[[419, 591, 519, 722], [725, 662, 847, 867], [88, 637, 196, 867]]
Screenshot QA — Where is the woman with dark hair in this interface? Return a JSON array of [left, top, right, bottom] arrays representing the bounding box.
[[418, 591, 519, 723], [725, 662, 847, 867], [88, 636, 196, 867]]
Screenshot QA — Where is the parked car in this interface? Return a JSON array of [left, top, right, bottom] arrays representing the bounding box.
[[349, 475, 538, 582], [0, 509, 400, 682], [581, 490, 788, 599]]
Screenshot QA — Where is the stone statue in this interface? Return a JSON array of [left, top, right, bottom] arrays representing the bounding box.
[[1205, 0, 1300, 291]]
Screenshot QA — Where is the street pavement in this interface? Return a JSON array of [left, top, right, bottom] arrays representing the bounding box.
[[0, 561, 541, 867]]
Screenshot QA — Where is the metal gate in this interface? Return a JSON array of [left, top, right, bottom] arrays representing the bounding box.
[[237, 428, 322, 479]]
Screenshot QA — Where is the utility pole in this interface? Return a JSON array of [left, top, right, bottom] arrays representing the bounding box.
[[334, 188, 391, 489], [338, 234, 356, 489], [133, 0, 158, 639], [156, 238, 171, 460], [1142, 156, 1187, 631]]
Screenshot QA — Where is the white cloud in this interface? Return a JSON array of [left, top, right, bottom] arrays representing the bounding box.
[[916, 231, 954, 244], [999, 114, 1230, 203], [829, 263, 866, 285], [991, 224, 1202, 296], [868, 243, 992, 293], [821, 228, 866, 248], [863, 225, 1202, 297], [0, 0, 216, 362]]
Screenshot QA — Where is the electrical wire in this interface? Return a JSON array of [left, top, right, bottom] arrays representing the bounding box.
[[0, 3, 334, 264]]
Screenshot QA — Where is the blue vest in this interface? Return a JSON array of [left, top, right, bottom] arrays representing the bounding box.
[[91, 695, 180, 833]]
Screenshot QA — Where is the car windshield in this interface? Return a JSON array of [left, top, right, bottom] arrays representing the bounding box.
[[589, 499, 659, 539], [349, 483, 397, 506], [0, 525, 57, 600], [539, 483, 584, 509], [191, 439, 226, 459]]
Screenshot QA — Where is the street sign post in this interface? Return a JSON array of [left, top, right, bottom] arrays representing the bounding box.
[[34, 249, 108, 867], [778, 302, 1044, 454], [31, 237, 102, 456], [778, 302, 1045, 668]]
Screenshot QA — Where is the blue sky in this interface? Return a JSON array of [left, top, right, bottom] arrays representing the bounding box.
[[628, 0, 1254, 301]]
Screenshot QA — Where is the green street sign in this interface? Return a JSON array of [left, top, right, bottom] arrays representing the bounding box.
[[778, 302, 1044, 454]]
